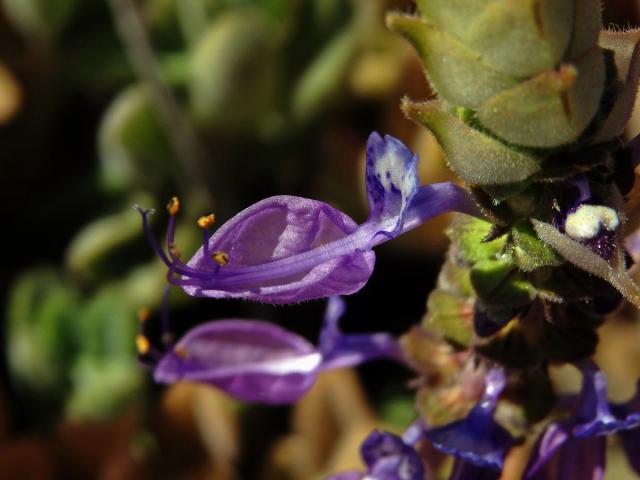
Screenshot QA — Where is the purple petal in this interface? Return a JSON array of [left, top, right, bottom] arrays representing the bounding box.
[[183, 196, 376, 303], [318, 296, 404, 370], [424, 368, 513, 470], [154, 320, 322, 404], [572, 359, 640, 437], [365, 132, 419, 241], [360, 430, 425, 480], [525, 421, 572, 477], [526, 435, 606, 480]]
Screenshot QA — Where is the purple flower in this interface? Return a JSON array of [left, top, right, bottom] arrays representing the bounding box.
[[328, 423, 426, 480], [138, 132, 480, 304], [151, 297, 403, 404], [423, 368, 514, 471], [525, 359, 640, 479]]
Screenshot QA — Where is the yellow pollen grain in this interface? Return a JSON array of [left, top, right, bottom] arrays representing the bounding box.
[[174, 345, 188, 359], [136, 335, 151, 355], [137, 307, 151, 323], [212, 251, 229, 266], [197, 214, 216, 229], [167, 196, 180, 216]]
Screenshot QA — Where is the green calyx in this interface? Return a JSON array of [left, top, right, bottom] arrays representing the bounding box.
[[387, 1, 640, 194]]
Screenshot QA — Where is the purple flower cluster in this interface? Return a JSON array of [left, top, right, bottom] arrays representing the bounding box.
[[137, 132, 640, 479]]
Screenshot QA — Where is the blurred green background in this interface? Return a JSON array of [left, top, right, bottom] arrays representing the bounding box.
[[1, 0, 639, 478]]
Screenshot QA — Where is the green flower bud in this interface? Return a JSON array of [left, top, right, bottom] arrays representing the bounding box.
[[425, 289, 473, 348], [448, 216, 507, 265], [416, 0, 575, 77], [477, 49, 605, 148], [470, 258, 537, 308], [387, 13, 517, 108], [402, 100, 541, 186], [510, 220, 562, 272]]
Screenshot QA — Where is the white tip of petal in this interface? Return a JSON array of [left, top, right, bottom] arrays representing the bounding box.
[[565, 205, 619, 240]]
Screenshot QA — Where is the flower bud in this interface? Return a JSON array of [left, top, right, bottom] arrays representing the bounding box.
[[415, 0, 575, 78], [477, 49, 606, 147], [386, 13, 516, 108]]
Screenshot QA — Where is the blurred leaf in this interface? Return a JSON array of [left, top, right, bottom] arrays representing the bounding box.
[[65, 357, 143, 421], [7, 270, 78, 403], [2, 0, 78, 36], [292, 24, 358, 121], [189, 9, 279, 130], [98, 86, 175, 193], [65, 198, 152, 282], [78, 287, 139, 358]]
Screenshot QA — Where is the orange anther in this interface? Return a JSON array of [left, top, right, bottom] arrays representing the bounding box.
[[136, 335, 151, 355], [167, 196, 181, 216], [212, 251, 229, 266], [197, 214, 216, 229]]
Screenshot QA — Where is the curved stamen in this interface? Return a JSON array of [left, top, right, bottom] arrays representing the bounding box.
[[197, 214, 222, 273]]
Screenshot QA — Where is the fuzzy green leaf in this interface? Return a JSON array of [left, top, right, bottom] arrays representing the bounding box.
[[477, 49, 605, 148], [511, 220, 563, 271], [470, 258, 537, 307], [386, 14, 517, 108], [415, 0, 574, 77], [403, 100, 541, 186], [448, 216, 507, 265]]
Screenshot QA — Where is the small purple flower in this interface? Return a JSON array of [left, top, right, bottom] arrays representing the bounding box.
[[138, 132, 480, 304], [423, 368, 514, 472], [525, 359, 640, 479], [151, 297, 403, 404], [328, 423, 426, 480]]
